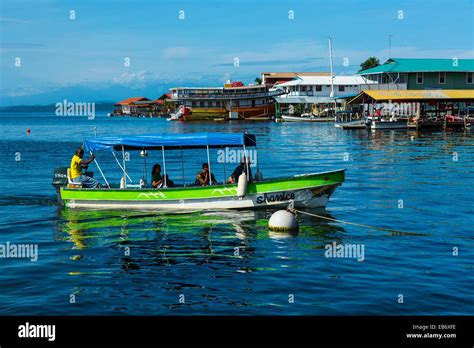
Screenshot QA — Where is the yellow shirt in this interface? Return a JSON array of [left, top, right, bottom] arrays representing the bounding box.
[[70, 155, 83, 179]]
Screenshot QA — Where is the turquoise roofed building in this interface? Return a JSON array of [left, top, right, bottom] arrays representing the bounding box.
[[358, 58, 474, 90]]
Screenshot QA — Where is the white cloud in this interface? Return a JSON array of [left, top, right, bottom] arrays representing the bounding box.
[[2, 86, 44, 97], [0, 17, 30, 24], [111, 71, 159, 87], [376, 46, 474, 59], [161, 46, 192, 60]]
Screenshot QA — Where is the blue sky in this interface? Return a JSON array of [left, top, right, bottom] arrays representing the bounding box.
[[0, 0, 473, 105]]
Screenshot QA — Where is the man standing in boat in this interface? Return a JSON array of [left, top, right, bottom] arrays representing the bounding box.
[[70, 148, 101, 188]]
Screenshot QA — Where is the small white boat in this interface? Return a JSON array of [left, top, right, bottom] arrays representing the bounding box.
[[334, 112, 367, 129], [281, 115, 334, 123], [166, 105, 190, 121], [335, 119, 367, 129], [369, 116, 408, 130]]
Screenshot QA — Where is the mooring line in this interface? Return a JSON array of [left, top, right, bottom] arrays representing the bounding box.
[[290, 208, 428, 236]]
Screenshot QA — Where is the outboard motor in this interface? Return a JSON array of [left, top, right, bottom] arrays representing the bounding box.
[[52, 167, 68, 203]]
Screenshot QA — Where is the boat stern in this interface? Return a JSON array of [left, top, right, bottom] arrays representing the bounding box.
[[52, 167, 68, 203]]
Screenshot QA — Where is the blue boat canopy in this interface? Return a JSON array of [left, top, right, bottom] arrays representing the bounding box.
[[84, 132, 257, 151]]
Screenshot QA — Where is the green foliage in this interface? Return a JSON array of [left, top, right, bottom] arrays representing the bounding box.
[[359, 57, 380, 72]]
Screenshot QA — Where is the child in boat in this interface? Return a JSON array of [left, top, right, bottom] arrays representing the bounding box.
[[151, 164, 173, 188], [70, 148, 101, 188], [195, 163, 217, 186]]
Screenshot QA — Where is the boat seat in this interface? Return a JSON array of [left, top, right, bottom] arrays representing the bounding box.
[[67, 168, 82, 188]]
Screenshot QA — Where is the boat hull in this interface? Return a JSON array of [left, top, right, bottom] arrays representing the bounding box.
[[180, 104, 275, 121], [60, 170, 345, 210], [281, 115, 335, 122], [335, 119, 367, 129], [370, 121, 408, 130]]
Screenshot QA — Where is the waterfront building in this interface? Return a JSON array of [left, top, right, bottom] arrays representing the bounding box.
[[357, 58, 474, 90], [169, 82, 285, 120], [347, 89, 474, 129], [273, 75, 372, 115], [114, 95, 174, 117], [261, 72, 331, 87], [114, 97, 153, 116]]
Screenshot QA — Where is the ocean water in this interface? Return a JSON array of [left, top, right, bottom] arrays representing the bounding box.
[[0, 110, 473, 315]]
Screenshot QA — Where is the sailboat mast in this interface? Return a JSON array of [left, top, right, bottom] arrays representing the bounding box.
[[329, 37, 334, 98]]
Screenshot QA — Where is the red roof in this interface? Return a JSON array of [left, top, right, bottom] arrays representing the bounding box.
[[274, 80, 292, 85], [115, 97, 149, 106], [156, 93, 172, 100]]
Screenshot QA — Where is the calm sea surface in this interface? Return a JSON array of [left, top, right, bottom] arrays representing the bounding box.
[[0, 110, 473, 315]]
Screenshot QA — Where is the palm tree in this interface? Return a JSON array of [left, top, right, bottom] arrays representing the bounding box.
[[254, 77, 262, 85], [359, 57, 380, 72]]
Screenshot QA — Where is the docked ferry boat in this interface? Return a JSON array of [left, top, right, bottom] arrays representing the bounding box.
[[169, 82, 285, 121], [52, 133, 345, 210]]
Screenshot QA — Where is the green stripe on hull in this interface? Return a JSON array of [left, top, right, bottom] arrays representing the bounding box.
[[61, 170, 345, 202]]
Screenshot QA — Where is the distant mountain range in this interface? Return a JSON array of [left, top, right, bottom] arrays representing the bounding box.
[[0, 80, 212, 107], [0, 102, 115, 112]]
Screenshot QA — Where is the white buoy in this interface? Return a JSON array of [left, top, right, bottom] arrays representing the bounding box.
[[120, 176, 127, 189], [236, 172, 247, 199], [268, 210, 298, 233]]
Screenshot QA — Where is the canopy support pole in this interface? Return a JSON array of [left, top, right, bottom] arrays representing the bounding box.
[[112, 151, 133, 183], [121, 145, 127, 186], [206, 145, 212, 185], [222, 146, 226, 185], [254, 141, 260, 175], [180, 147, 185, 186], [162, 145, 167, 188], [143, 151, 147, 184], [90, 151, 109, 188], [243, 144, 249, 181]]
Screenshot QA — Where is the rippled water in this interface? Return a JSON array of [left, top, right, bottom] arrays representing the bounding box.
[[0, 111, 473, 315]]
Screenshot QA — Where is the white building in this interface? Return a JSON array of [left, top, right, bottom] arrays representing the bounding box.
[[273, 75, 375, 110]]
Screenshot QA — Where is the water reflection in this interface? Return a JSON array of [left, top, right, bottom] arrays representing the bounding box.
[[55, 207, 346, 268], [49, 205, 354, 313]]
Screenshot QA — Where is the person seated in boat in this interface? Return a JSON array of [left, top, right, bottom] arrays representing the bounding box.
[[151, 164, 174, 188], [227, 157, 252, 184], [195, 163, 217, 186], [70, 148, 101, 188]]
